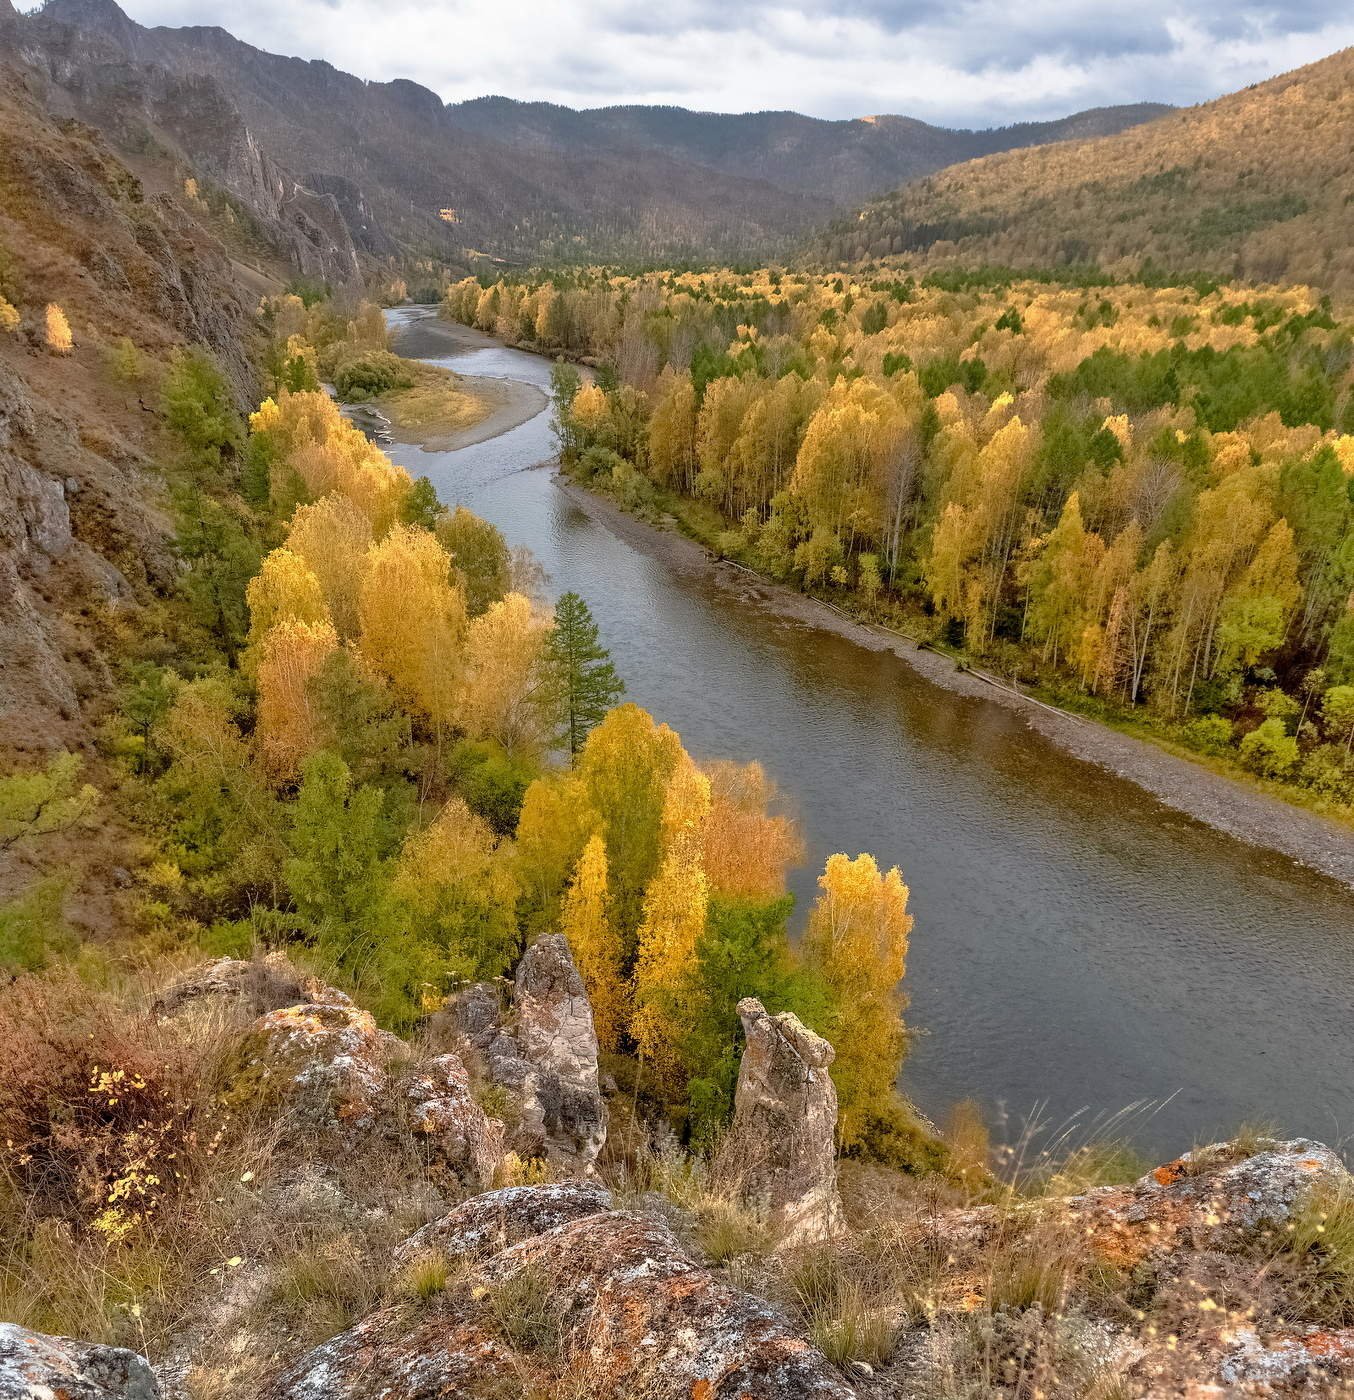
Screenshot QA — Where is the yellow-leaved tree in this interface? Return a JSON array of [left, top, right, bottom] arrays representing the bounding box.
[[255, 618, 339, 781], [357, 526, 466, 727], [244, 547, 330, 675], [631, 759, 711, 1088], [802, 852, 913, 1149], [284, 494, 373, 640], [560, 833, 624, 1051], [392, 796, 520, 980], [44, 303, 72, 354], [701, 759, 802, 899], [457, 592, 550, 755], [574, 703, 686, 939]]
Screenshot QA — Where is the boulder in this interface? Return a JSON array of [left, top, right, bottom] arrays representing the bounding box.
[[392, 1181, 614, 1269], [729, 997, 845, 1246], [264, 1184, 855, 1400], [404, 1053, 505, 1189], [439, 935, 607, 1174], [153, 953, 349, 1022], [247, 1000, 402, 1134], [0, 1323, 159, 1399]]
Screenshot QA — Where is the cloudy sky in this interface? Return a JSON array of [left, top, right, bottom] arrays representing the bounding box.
[[93, 1, 1354, 126]]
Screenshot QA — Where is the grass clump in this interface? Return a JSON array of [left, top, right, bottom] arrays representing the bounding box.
[[485, 1263, 567, 1356], [1281, 1180, 1354, 1324]]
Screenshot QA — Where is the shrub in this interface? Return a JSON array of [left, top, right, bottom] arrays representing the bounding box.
[[1183, 713, 1234, 756], [0, 879, 77, 973], [44, 303, 72, 353], [1300, 744, 1350, 799], [0, 296, 19, 333], [0, 974, 202, 1237], [1238, 717, 1299, 778], [332, 350, 413, 401]]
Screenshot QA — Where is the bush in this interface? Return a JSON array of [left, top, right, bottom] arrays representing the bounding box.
[[1238, 717, 1299, 778], [1183, 713, 1234, 756], [1300, 744, 1350, 799], [332, 350, 413, 401], [0, 974, 203, 1237]]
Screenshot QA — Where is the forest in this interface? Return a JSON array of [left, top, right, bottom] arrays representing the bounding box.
[[440, 267, 1354, 810], [8, 294, 928, 1166]]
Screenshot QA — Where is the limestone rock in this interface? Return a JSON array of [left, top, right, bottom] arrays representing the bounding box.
[[1064, 1137, 1347, 1279], [404, 1054, 504, 1189], [513, 934, 607, 1172], [730, 996, 845, 1246], [392, 1181, 614, 1269], [248, 1000, 401, 1133], [439, 936, 607, 1173], [0, 1323, 159, 1399], [265, 1185, 855, 1400], [153, 953, 350, 1022]]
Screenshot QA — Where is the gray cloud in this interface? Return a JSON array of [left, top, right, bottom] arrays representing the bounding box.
[[102, 0, 1354, 125]]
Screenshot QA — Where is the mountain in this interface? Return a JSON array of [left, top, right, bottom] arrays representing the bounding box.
[[817, 47, 1354, 293], [443, 98, 1172, 208], [14, 0, 1168, 269]]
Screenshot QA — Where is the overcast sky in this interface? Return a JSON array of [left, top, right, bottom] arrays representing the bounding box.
[[85, 1, 1354, 126]]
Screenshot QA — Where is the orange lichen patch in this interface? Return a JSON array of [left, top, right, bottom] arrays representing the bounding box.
[[1154, 1160, 1189, 1186], [1302, 1331, 1354, 1360], [1300, 1158, 1327, 1172]]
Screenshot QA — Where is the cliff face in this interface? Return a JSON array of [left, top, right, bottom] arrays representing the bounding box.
[[13, 8, 366, 292], [0, 57, 255, 753]]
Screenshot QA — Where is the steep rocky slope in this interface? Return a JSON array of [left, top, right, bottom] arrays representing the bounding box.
[[819, 46, 1354, 293], [15, 0, 1167, 267], [0, 46, 257, 755], [4, 949, 1354, 1397]]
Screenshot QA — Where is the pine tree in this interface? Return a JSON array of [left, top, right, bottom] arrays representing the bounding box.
[[540, 592, 625, 757]]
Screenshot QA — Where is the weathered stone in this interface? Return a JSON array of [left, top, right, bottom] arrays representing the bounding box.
[[404, 1053, 504, 1189], [437, 938, 607, 1174], [513, 934, 607, 1173], [1065, 1137, 1347, 1278], [266, 1185, 855, 1400], [247, 1000, 403, 1133], [154, 953, 350, 1022], [0, 1323, 159, 1399], [729, 996, 845, 1246], [392, 1181, 614, 1269]]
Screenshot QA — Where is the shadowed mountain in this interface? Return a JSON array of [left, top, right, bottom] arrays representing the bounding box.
[[18, 0, 1168, 268]]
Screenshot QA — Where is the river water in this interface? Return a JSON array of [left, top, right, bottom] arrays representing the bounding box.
[[385, 308, 1354, 1160]]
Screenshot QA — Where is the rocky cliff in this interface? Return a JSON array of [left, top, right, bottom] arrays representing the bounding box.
[[3, 949, 1354, 1397], [0, 56, 258, 758]]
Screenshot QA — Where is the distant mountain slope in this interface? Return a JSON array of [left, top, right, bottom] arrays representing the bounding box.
[[18, 0, 1168, 267], [818, 47, 1354, 293], [445, 98, 1172, 207]]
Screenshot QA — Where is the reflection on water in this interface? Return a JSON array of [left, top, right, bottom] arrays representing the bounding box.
[[388, 309, 1354, 1158]]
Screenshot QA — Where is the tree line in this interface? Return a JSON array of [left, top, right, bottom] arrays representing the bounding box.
[[443, 268, 1354, 805], [102, 292, 927, 1162]]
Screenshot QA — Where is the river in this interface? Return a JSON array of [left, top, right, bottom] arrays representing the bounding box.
[[384, 307, 1354, 1161]]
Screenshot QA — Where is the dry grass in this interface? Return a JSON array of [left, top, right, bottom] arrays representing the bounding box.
[[379, 362, 488, 437]]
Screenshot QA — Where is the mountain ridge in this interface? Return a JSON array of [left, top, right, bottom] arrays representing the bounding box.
[[817, 44, 1354, 294], [20, 0, 1171, 267]]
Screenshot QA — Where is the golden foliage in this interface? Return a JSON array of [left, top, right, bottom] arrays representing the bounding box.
[[43, 303, 72, 354], [358, 525, 466, 726], [255, 618, 340, 781], [560, 834, 624, 1051]]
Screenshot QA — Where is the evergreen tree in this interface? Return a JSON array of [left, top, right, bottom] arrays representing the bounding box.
[[540, 592, 625, 757]]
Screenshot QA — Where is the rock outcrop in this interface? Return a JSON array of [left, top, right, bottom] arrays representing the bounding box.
[[440, 935, 607, 1174], [165, 959, 508, 1189], [729, 997, 845, 1246], [264, 1183, 855, 1400], [0, 1323, 159, 1399]]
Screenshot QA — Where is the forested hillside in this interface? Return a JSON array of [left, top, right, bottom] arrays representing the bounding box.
[[14, 0, 1166, 268], [817, 47, 1354, 295], [445, 267, 1354, 809]]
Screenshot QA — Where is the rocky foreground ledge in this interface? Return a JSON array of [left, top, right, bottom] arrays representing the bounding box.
[[3, 951, 1354, 1397]]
